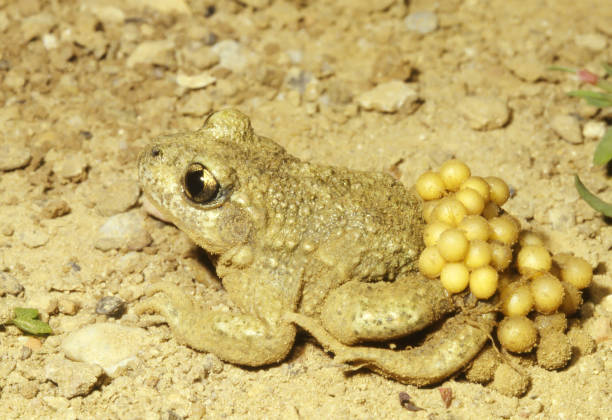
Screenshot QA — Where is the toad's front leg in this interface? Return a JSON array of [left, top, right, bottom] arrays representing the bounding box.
[[135, 282, 296, 366]]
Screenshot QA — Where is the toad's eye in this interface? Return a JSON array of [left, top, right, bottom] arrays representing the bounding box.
[[184, 163, 219, 204]]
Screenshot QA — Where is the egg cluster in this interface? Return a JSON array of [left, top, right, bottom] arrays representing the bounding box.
[[415, 159, 593, 355]]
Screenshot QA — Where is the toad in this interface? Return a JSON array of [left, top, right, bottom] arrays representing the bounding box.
[[135, 109, 495, 385]]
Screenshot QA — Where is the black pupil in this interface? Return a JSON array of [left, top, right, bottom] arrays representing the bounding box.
[[186, 168, 205, 198]]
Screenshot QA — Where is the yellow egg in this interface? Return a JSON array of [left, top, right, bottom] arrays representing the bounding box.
[[558, 281, 583, 315], [500, 282, 534, 316], [418, 246, 446, 278], [458, 215, 491, 241], [437, 229, 469, 262], [554, 254, 593, 290], [481, 201, 501, 219], [423, 221, 452, 247], [439, 159, 471, 191], [485, 176, 510, 206], [440, 262, 470, 293], [464, 240, 492, 269], [488, 215, 519, 246], [461, 176, 491, 202], [518, 230, 545, 247], [490, 242, 513, 271], [431, 197, 467, 226], [415, 171, 446, 201], [469, 266, 499, 299], [517, 245, 552, 275], [497, 316, 538, 353], [455, 187, 486, 215], [530, 273, 565, 314], [422, 199, 440, 223]]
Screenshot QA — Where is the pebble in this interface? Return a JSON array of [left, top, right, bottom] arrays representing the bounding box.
[[61, 323, 148, 375], [0, 143, 32, 171], [58, 298, 80, 316], [95, 180, 141, 217], [212, 40, 248, 73], [94, 210, 152, 251], [582, 120, 606, 140], [178, 90, 213, 116], [0, 272, 24, 296], [574, 33, 608, 51], [18, 227, 50, 248], [187, 47, 219, 70], [127, 40, 176, 68], [175, 72, 216, 89], [404, 11, 438, 34], [550, 114, 583, 144], [458, 96, 510, 130], [41, 198, 71, 219], [51, 152, 88, 182], [95, 296, 126, 317], [357, 81, 419, 113], [505, 57, 545, 82], [45, 356, 103, 398], [27, 291, 59, 318]]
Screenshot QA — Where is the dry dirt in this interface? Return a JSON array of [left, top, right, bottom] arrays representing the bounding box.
[[0, 0, 611, 419]]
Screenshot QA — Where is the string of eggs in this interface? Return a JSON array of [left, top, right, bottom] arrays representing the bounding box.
[[415, 160, 593, 356]]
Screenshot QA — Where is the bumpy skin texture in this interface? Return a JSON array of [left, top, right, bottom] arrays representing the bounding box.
[[135, 109, 494, 385]]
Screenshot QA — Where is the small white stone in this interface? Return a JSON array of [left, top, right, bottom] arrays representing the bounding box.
[[550, 114, 583, 144], [575, 33, 607, 51], [45, 356, 103, 398], [212, 40, 248, 72], [42, 33, 58, 50], [582, 121, 606, 140], [404, 11, 438, 34], [175, 72, 216, 89], [50, 151, 88, 181], [127, 40, 175, 68], [505, 57, 545, 82], [95, 180, 141, 217], [177, 90, 213, 116], [357, 81, 419, 113], [0, 143, 31, 171], [61, 323, 148, 375], [458, 96, 510, 131], [18, 228, 50, 248], [95, 211, 152, 251]]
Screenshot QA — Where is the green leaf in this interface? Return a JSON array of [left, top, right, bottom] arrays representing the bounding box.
[[12, 317, 53, 335], [548, 65, 576, 73], [603, 62, 612, 76], [14, 307, 39, 319], [594, 127, 612, 165], [575, 175, 612, 217], [567, 89, 612, 107]]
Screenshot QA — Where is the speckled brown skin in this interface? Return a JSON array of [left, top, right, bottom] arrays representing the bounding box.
[[135, 109, 494, 384]]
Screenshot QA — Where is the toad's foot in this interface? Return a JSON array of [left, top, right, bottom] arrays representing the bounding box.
[[135, 282, 296, 366], [284, 309, 496, 387]]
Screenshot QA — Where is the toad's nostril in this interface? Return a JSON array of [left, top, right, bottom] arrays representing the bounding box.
[[151, 147, 162, 158]]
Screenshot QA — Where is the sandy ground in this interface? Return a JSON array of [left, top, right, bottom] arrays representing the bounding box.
[[0, 0, 611, 418]]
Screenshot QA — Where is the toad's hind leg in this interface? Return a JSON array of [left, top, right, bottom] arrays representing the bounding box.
[[135, 282, 296, 366], [320, 274, 455, 345], [285, 309, 496, 386]]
